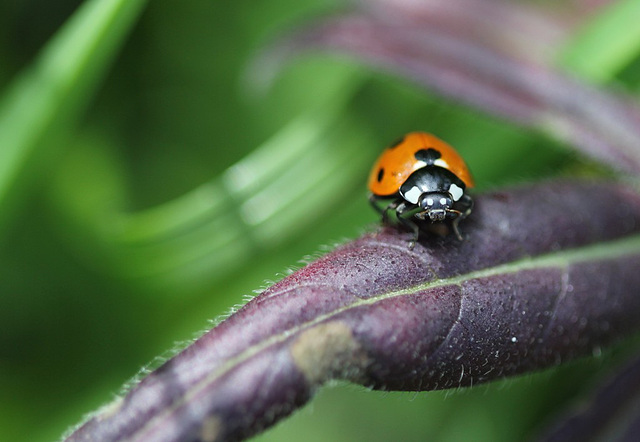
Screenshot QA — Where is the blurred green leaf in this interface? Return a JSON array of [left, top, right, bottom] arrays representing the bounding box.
[[0, 0, 147, 230], [51, 68, 374, 293], [560, 0, 640, 83]]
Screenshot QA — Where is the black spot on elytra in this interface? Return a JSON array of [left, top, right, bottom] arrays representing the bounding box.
[[377, 168, 384, 182], [388, 135, 406, 149], [415, 148, 441, 165]]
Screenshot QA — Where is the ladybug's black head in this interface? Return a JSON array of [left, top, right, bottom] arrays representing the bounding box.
[[416, 192, 452, 222]]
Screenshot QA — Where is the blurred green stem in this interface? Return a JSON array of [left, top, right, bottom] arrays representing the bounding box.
[[0, 0, 147, 230], [560, 0, 640, 83], [54, 87, 373, 293]]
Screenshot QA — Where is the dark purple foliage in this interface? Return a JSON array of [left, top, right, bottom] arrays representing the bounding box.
[[255, 1, 640, 175], [65, 181, 640, 441], [538, 352, 640, 442]]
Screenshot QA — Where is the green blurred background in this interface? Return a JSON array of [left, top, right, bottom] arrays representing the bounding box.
[[1, 0, 640, 441]]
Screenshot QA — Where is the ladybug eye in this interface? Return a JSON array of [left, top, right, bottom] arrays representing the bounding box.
[[377, 168, 385, 182]]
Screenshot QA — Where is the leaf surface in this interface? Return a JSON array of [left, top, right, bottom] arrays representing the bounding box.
[[65, 180, 640, 441], [0, 0, 147, 228]]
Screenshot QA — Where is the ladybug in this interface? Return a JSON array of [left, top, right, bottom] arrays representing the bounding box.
[[368, 132, 474, 242]]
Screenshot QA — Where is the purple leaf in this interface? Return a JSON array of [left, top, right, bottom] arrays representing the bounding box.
[[537, 352, 640, 442], [255, 1, 640, 175], [65, 180, 640, 441], [360, 0, 577, 63]]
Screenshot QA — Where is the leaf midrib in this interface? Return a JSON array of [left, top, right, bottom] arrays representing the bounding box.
[[132, 233, 640, 440]]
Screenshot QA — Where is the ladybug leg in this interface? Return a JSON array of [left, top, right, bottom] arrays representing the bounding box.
[[451, 216, 464, 241], [368, 193, 385, 215], [450, 195, 474, 240], [383, 200, 403, 225], [369, 194, 398, 224], [382, 201, 400, 225], [455, 194, 474, 218], [370, 194, 420, 247], [395, 201, 420, 248], [369, 194, 406, 226]]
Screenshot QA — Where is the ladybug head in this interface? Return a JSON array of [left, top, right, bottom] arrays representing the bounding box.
[[416, 192, 452, 222]]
